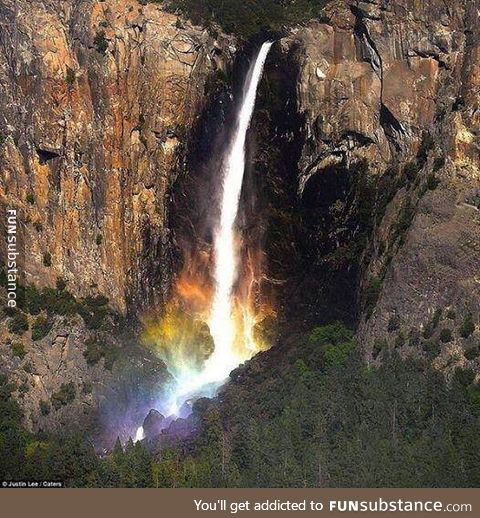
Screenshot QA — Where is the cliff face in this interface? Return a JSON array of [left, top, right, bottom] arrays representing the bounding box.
[[0, 0, 236, 435], [0, 0, 234, 313], [278, 0, 480, 368], [1, 0, 479, 434]]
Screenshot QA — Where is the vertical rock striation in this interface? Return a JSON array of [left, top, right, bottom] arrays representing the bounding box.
[[277, 0, 479, 366]]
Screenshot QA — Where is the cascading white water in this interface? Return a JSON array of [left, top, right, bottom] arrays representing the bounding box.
[[165, 42, 273, 414], [134, 43, 272, 436], [205, 41, 273, 379]]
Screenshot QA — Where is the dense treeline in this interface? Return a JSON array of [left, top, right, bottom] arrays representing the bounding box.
[[159, 324, 480, 487], [0, 323, 479, 487], [162, 0, 329, 37]]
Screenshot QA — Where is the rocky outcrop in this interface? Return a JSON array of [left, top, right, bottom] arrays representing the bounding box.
[[0, 299, 170, 440], [276, 0, 479, 370], [0, 0, 234, 313], [142, 408, 165, 438]]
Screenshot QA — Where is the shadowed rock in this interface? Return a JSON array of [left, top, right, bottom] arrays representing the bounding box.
[[143, 409, 165, 438]]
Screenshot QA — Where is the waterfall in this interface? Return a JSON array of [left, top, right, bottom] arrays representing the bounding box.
[[137, 42, 272, 426], [205, 41, 273, 380]]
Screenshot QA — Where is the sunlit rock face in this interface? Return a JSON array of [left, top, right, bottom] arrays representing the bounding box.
[[0, 0, 236, 437], [283, 0, 475, 188], [0, 0, 235, 313]]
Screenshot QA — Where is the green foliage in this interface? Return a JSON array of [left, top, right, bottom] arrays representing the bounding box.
[[374, 166, 402, 220], [0, 374, 142, 487], [164, 0, 329, 38], [52, 290, 79, 316], [18, 381, 30, 395], [394, 331, 406, 348], [84, 338, 118, 370], [433, 156, 445, 171], [322, 340, 354, 369], [454, 368, 475, 388], [31, 315, 53, 341], [39, 400, 51, 416], [0, 374, 30, 479], [466, 192, 480, 209], [84, 295, 109, 307], [426, 173, 440, 190], [83, 338, 104, 366], [22, 285, 76, 316], [26, 193, 35, 205], [78, 296, 109, 330], [82, 382, 92, 395], [446, 308, 456, 320], [439, 328, 453, 343], [459, 314, 475, 338], [65, 66, 76, 85], [1, 322, 480, 487], [372, 339, 388, 359], [417, 132, 434, 165], [423, 309, 442, 339], [309, 321, 353, 346], [56, 278, 67, 291], [422, 340, 441, 359], [94, 31, 108, 55], [11, 342, 26, 359], [3, 306, 16, 317], [8, 312, 29, 335], [309, 322, 354, 369], [22, 286, 42, 315], [466, 385, 480, 414], [464, 346, 479, 361], [51, 382, 76, 410], [402, 161, 420, 183], [392, 197, 415, 245], [33, 220, 43, 232], [155, 330, 480, 488], [19, 284, 111, 329], [387, 314, 401, 332]]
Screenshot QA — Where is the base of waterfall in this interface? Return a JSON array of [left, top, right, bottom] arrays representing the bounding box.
[[133, 377, 225, 443]]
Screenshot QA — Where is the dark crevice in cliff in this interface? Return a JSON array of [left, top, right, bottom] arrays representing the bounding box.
[[410, 49, 448, 69], [36, 148, 60, 165], [249, 45, 374, 333], [351, 5, 382, 79], [379, 104, 405, 152]]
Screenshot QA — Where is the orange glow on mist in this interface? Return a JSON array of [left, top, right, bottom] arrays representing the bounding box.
[[142, 240, 274, 383]]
